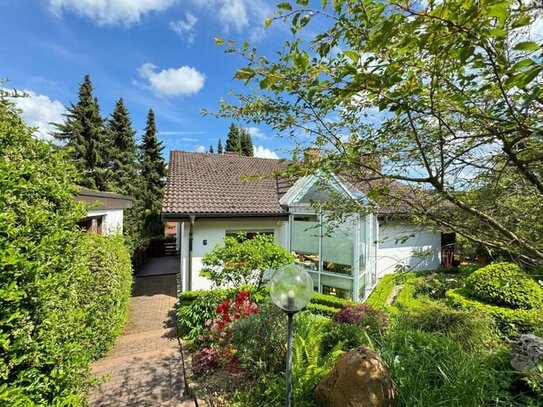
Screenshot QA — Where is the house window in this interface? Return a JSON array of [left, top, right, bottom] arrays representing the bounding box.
[[78, 216, 104, 235], [225, 230, 274, 241], [289, 213, 373, 301]]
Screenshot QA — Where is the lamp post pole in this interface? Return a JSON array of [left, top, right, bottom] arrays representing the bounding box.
[[269, 265, 314, 407], [285, 311, 294, 407]]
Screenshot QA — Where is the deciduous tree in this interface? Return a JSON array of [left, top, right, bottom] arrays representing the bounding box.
[[214, 0, 543, 266]]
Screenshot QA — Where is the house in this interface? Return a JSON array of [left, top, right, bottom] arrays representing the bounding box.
[[162, 151, 445, 301], [76, 187, 133, 235]]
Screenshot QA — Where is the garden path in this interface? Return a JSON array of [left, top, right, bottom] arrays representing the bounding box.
[[89, 272, 195, 407]]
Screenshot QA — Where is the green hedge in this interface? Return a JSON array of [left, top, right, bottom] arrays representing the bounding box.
[[466, 262, 543, 309], [446, 288, 543, 336], [365, 273, 398, 309], [75, 234, 133, 358], [178, 287, 354, 338], [0, 98, 132, 405]]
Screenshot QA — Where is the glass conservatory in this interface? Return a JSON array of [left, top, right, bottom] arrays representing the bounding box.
[[280, 174, 378, 302]]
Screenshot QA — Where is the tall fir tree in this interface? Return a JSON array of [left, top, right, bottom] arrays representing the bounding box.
[[240, 128, 254, 157], [107, 97, 138, 195], [140, 109, 166, 236], [217, 138, 223, 154], [53, 75, 108, 190], [107, 98, 140, 240], [225, 123, 241, 153]]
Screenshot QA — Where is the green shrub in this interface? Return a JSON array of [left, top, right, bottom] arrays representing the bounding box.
[[304, 302, 339, 317], [0, 97, 131, 405], [178, 288, 238, 339], [398, 302, 497, 350], [231, 303, 287, 376], [201, 233, 295, 288], [365, 273, 398, 309], [75, 234, 132, 358], [231, 313, 341, 407], [310, 292, 355, 308], [320, 322, 370, 356], [379, 328, 514, 406], [413, 272, 464, 300], [446, 288, 543, 336], [466, 262, 543, 309]]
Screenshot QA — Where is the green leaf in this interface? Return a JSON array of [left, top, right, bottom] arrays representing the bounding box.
[[343, 50, 359, 63], [513, 41, 540, 52], [277, 2, 293, 10], [264, 18, 273, 28], [235, 68, 256, 81], [292, 51, 310, 71], [214, 36, 224, 45]]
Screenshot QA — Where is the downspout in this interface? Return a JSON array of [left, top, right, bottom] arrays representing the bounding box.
[[188, 215, 195, 291]]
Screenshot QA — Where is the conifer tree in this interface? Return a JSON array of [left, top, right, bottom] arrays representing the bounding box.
[[217, 138, 223, 154], [225, 123, 241, 153], [209, 145, 214, 153], [107, 98, 138, 195], [140, 109, 166, 236], [240, 128, 254, 157], [53, 75, 108, 190]]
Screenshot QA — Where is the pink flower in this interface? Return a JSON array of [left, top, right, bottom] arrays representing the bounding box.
[[198, 335, 204, 341], [220, 331, 227, 337]]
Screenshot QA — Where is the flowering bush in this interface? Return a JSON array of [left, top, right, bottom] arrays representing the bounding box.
[[193, 290, 258, 375], [333, 304, 389, 333]]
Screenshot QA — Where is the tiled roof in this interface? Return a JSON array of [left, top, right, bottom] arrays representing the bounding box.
[[162, 151, 290, 215]]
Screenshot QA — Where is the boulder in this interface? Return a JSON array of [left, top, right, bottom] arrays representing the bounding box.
[[315, 346, 395, 407], [510, 334, 543, 372]]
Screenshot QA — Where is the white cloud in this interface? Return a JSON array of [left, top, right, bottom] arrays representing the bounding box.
[[9, 90, 66, 141], [170, 13, 198, 44], [136, 63, 205, 97], [245, 126, 270, 140], [50, 0, 175, 25], [190, 0, 273, 39], [195, 144, 206, 152], [254, 145, 278, 159]]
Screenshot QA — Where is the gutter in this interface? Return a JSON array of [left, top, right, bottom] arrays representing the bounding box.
[[162, 212, 290, 220]]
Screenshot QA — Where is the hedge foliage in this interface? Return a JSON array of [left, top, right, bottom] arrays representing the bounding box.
[[0, 97, 132, 405], [466, 262, 543, 309], [178, 287, 353, 337], [446, 288, 543, 337]]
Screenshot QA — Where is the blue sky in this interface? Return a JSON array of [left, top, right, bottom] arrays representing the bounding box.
[[0, 0, 292, 159]]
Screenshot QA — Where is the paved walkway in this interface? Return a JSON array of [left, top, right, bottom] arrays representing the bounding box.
[[89, 271, 194, 407], [137, 256, 180, 277]]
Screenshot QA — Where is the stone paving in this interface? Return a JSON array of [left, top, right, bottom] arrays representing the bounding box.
[[89, 272, 195, 407]]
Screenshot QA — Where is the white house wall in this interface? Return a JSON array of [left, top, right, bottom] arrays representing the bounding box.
[[87, 209, 124, 235], [190, 218, 288, 291], [376, 220, 441, 277]]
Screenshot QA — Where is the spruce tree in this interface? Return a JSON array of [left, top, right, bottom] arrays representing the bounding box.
[[209, 145, 214, 153], [54, 75, 108, 190], [240, 128, 254, 157], [140, 109, 166, 236], [107, 98, 138, 195], [217, 138, 223, 154], [225, 123, 241, 153]]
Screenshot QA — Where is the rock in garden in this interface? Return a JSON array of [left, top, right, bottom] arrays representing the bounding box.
[[510, 334, 543, 371], [315, 346, 396, 407]]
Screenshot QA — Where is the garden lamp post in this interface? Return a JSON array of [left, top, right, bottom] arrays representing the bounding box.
[[269, 264, 313, 407]]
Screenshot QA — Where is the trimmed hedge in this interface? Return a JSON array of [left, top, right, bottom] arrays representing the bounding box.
[[310, 292, 355, 309], [75, 234, 133, 358], [178, 287, 354, 337], [446, 288, 543, 336], [365, 273, 398, 309], [0, 98, 132, 405], [466, 262, 543, 309]]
